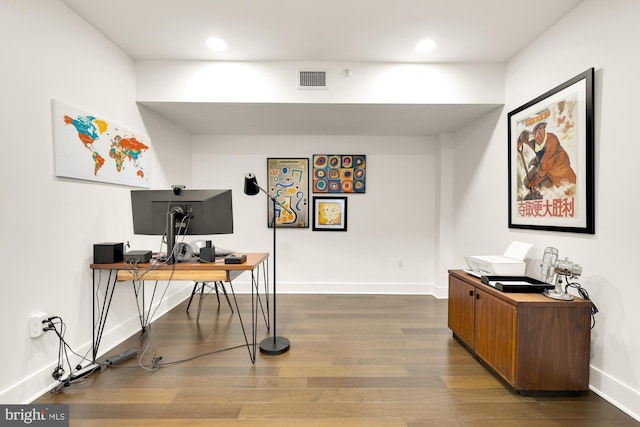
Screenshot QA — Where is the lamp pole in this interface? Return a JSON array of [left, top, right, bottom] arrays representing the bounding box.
[[244, 173, 290, 355]]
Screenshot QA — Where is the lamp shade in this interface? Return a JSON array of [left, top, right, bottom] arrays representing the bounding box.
[[244, 173, 259, 195]]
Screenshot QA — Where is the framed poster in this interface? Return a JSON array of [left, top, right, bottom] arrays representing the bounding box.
[[312, 196, 347, 231], [507, 68, 595, 234], [313, 154, 366, 193], [267, 158, 309, 228]]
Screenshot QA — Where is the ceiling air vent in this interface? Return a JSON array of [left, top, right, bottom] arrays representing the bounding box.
[[297, 69, 328, 90]]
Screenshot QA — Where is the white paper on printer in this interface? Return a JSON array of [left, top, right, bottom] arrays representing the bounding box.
[[464, 241, 532, 276], [502, 241, 532, 261]]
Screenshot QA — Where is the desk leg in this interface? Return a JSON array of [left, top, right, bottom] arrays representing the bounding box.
[[255, 262, 270, 331], [131, 280, 161, 333], [226, 261, 270, 364], [92, 269, 118, 363], [228, 282, 256, 363], [92, 269, 97, 363]]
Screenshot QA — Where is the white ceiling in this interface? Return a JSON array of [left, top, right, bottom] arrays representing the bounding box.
[[60, 0, 585, 135]]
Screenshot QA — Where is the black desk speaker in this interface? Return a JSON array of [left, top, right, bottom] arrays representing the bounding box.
[[200, 247, 215, 262], [94, 242, 124, 264]]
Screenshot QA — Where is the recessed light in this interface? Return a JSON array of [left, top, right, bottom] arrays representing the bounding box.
[[415, 39, 436, 53], [206, 37, 227, 51]]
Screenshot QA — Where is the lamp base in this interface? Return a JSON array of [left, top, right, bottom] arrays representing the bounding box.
[[259, 336, 290, 355]]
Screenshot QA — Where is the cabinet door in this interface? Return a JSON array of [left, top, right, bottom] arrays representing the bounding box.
[[448, 275, 475, 346], [474, 288, 517, 385], [516, 305, 591, 391]]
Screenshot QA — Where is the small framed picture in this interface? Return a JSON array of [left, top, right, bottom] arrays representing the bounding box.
[[312, 197, 347, 231]]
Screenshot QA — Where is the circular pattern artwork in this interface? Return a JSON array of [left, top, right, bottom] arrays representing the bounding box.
[[312, 154, 366, 193]]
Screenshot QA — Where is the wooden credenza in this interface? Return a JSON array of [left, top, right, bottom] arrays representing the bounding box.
[[448, 270, 591, 395]]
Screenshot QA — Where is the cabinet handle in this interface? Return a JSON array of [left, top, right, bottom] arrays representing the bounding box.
[[476, 293, 480, 300], [469, 290, 473, 297]]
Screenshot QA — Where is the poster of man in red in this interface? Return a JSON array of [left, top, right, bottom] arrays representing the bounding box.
[[508, 68, 594, 234], [514, 95, 579, 219]]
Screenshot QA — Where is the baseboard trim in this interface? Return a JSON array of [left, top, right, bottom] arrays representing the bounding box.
[[230, 280, 443, 296], [589, 365, 640, 422], [279, 281, 434, 295]]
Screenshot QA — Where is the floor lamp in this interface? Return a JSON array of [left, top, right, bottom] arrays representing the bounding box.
[[244, 172, 291, 355]]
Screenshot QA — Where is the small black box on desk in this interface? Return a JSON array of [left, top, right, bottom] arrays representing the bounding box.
[[224, 254, 247, 264], [93, 242, 124, 264], [124, 250, 152, 263]]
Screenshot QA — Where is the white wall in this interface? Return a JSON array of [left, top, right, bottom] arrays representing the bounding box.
[[136, 61, 505, 105], [452, 0, 640, 420], [191, 135, 440, 295], [0, 0, 192, 404]]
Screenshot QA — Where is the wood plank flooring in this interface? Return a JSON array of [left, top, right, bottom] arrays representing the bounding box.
[[34, 294, 639, 426]]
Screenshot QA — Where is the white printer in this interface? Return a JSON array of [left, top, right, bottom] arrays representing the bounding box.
[[464, 241, 532, 276]]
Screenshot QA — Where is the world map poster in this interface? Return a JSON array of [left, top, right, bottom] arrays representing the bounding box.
[[53, 99, 151, 188]]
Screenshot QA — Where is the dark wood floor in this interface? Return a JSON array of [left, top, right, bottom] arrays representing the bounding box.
[[35, 293, 638, 426]]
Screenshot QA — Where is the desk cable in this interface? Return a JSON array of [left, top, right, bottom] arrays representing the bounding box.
[[105, 324, 254, 373], [566, 279, 599, 329], [44, 316, 103, 394]]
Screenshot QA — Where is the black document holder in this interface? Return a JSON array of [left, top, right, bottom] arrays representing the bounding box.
[[480, 275, 554, 293]]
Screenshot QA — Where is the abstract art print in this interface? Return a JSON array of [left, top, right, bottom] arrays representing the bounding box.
[[267, 158, 309, 228], [312, 196, 348, 231], [53, 99, 151, 188], [507, 68, 594, 233], [312, 154, 366, 193]]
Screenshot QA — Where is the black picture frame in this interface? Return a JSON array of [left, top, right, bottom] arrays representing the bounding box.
[[266, 157, 309, 228], [312, 154, 366, 193], [507, 68, 595, 234], [312, 196, 348, 231]]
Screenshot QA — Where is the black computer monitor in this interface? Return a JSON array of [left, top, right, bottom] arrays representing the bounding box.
[[131, 188, 233, 263]]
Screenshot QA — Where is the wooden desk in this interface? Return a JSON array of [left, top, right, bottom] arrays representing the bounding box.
[[448, 269, 591, 395], [91, 253, 268, 282], [91, 253, 270, 363]]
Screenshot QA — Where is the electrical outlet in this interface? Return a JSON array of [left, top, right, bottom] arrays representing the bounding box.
[[29, 312, 47, 338]]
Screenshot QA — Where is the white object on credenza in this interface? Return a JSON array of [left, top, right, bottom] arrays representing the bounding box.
[[464, 241, 532, 277]]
